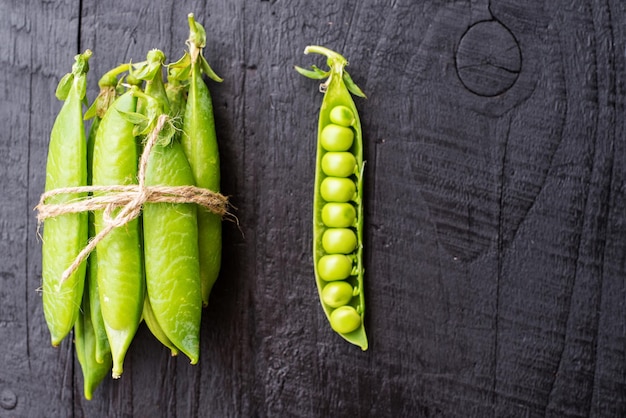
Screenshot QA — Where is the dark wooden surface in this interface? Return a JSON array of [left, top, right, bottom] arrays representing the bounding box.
[[1, 0, 625, 416]]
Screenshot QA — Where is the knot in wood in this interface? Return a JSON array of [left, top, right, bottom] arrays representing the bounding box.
[[455, 20, 521, 97]]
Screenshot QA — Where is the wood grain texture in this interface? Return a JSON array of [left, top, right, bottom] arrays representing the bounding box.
[[0, 0, 625, 417], [1, 0, 82, 416]]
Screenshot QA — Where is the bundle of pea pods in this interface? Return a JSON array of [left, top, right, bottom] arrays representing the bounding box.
[[41, 14, 223, 399], [42, 13, 369, 401]]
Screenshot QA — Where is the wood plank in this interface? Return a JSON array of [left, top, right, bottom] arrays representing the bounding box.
[[0, 0, 83, 416]]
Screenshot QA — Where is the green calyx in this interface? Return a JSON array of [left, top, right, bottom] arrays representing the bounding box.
[[55, 49, 92, 101], [122, 87, 175, 143], [295, 45, 366, 98], [72, 49, 92, 76], [132, 49, 172, 115], [131, 49, 166, 82], [187, 13, 207, 54], [181, 13, 223, 83]]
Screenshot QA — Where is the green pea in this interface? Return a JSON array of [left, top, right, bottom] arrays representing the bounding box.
[[320, 177, 356, 202], [321, 202, 356, 228], [330, 306, 361, 334], [321, 281, 354, 308], [42, 50, 91, 346], [321, 152, 357, 177], [322, 228, 357, 254], [317, 254, 353, 281], [297, 45, 367, 350], [320, 124, 354, 151], [329, 105, 355, 127]]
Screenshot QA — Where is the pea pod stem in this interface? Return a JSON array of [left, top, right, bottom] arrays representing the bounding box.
[[297, 46, 366, 98], [98, 62, 132, 87], [186, 13, 223, 82], [187, 13, 204, 63], [304, 45, 348, 71]]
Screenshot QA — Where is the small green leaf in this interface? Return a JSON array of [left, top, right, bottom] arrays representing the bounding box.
[[84, 100, 98, 120], [170, 51, 191, 69], [295, 65, 328, 80], [133, 123, 149, 137], [168, 52, 192, 82], [200, 56, 223, 83], [55, 73, 73, 101], [343, 71, 366, 98], [131, 62, 152, 80], [117, 110, 149, 125], [309, 65, 327, 75], [169, 66, 191, 83], [157, 120, 176, 146], [132, 61, 162, 82]]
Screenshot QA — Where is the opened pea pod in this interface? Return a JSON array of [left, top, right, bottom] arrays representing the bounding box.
[[295, 46, 368, 350]]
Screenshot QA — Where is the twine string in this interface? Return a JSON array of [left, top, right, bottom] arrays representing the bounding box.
[[35, 114, 229, 283]]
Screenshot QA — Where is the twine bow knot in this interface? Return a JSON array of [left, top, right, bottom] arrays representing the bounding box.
[[35, 115, 229, 283]]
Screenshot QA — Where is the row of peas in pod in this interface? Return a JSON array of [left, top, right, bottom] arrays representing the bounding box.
[[40, 14, 223, 399], [296, 46, 368, 350]]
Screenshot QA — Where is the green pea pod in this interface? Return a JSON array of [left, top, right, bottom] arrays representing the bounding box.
[[85, 70, 125, 362], [296, 46, 368, 350], [86, 117, 113, 364], [133, 56, 188, 357], [180, 13, 223, 307], [92, 89, 144, 378], [86, 243, 111, 364], [142, 295, 179, 356], [75, 279, 113, 400], [42, 50, 91, 346], [86, 114, 100, 185], [143, 114, 202, 364]]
